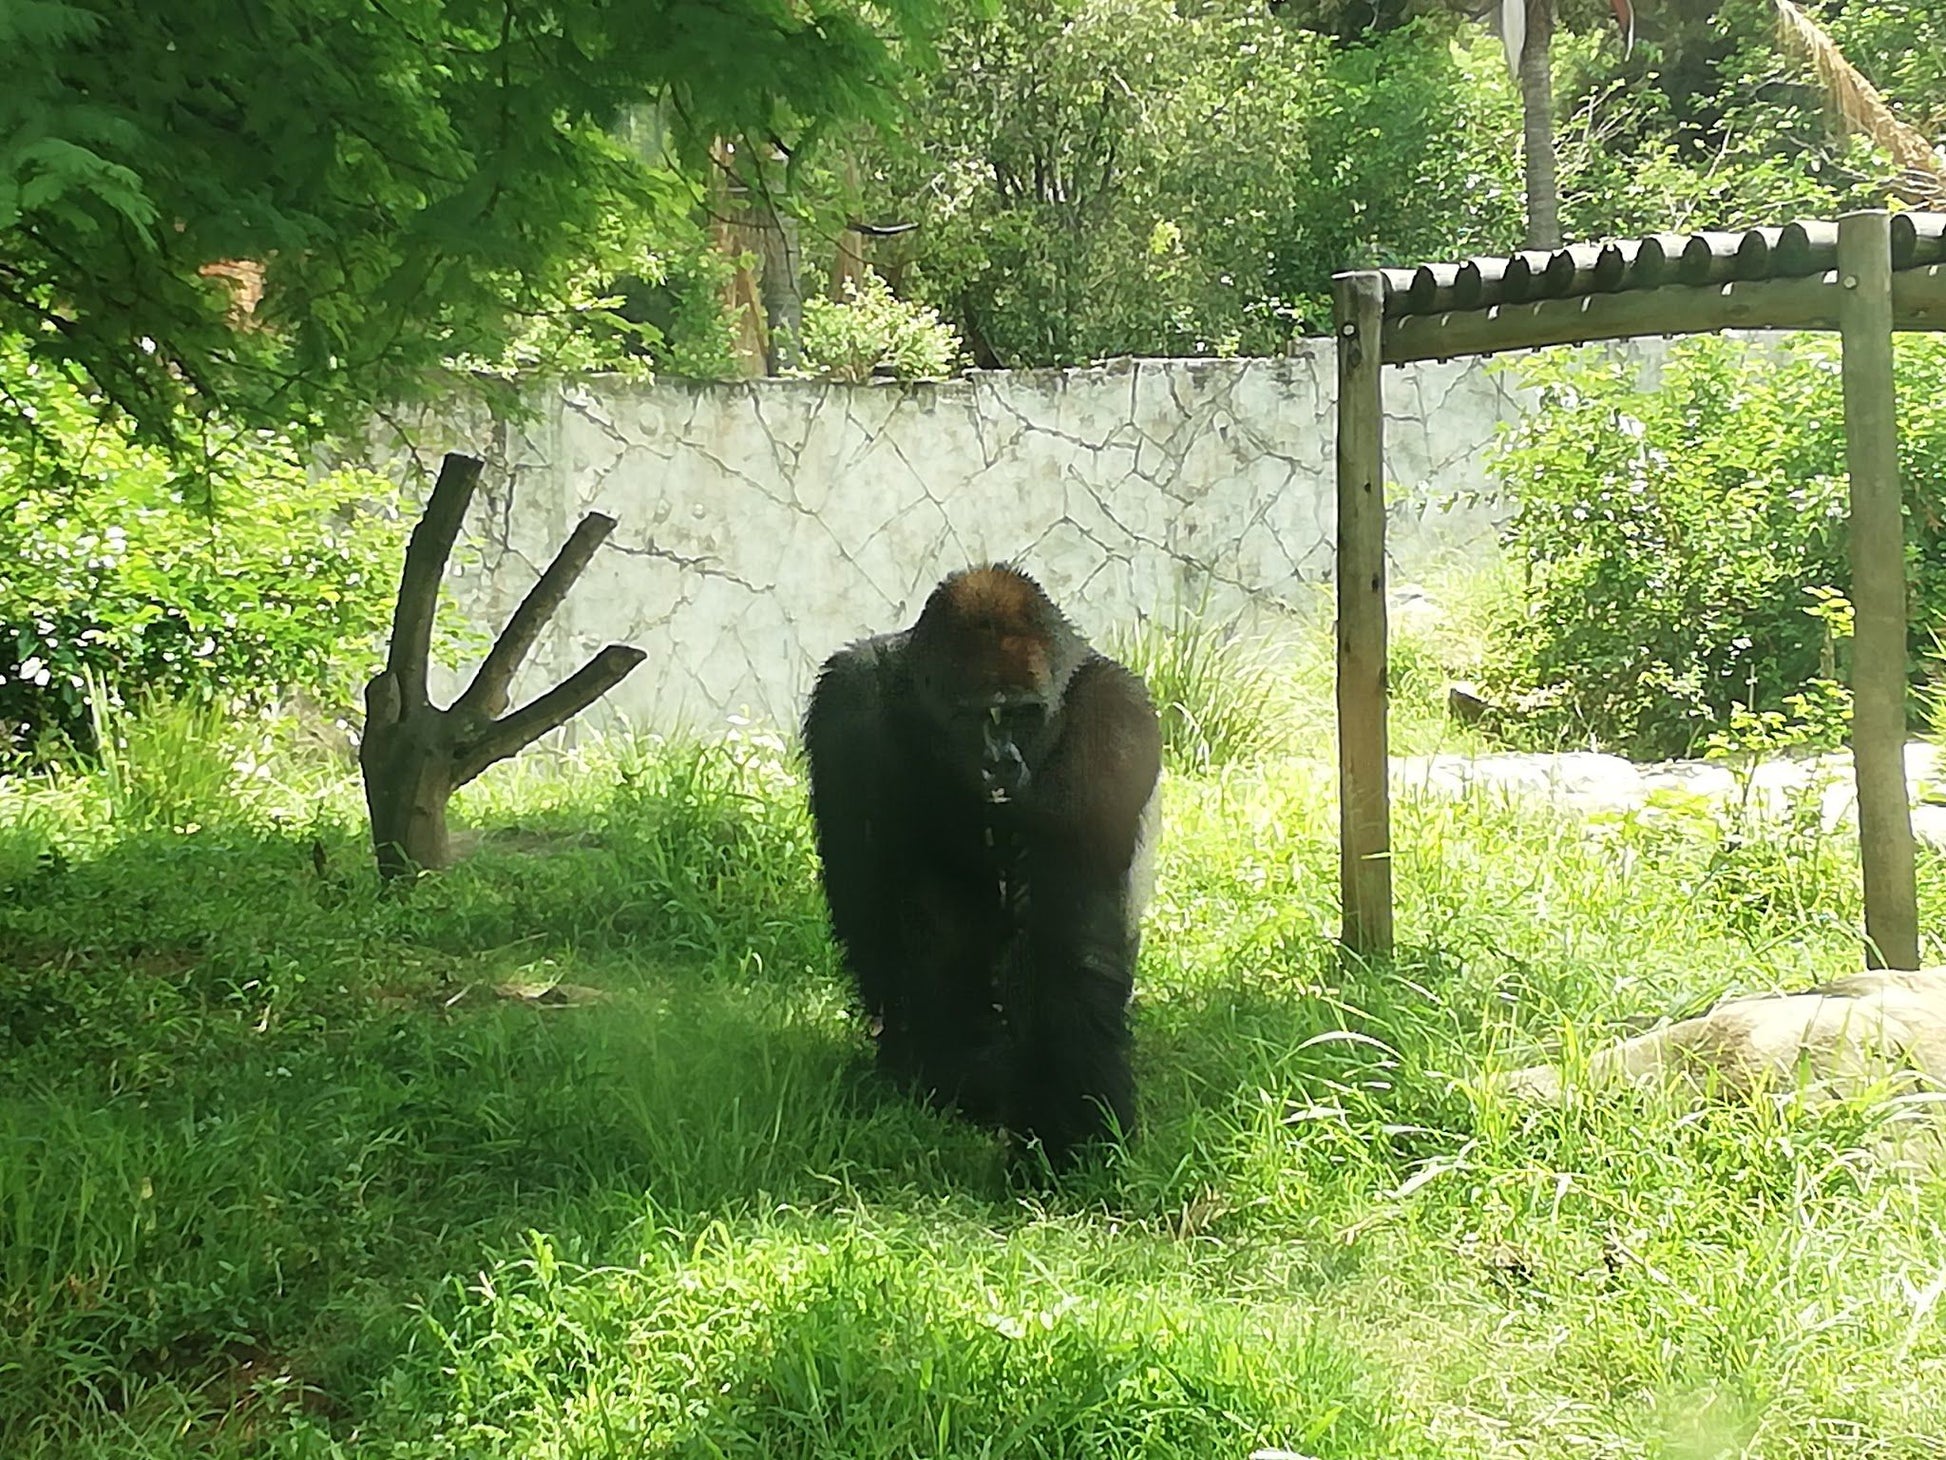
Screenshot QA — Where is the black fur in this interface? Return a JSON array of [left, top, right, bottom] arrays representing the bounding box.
[[803, 564, 1162, 1166]]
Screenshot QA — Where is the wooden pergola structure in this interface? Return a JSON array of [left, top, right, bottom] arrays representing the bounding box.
[[1333, 209, 1946, 968]]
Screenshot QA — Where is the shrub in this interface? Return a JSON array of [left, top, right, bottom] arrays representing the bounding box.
[[1, 336, 404, 761], [798, 271, 964, 382], [1478, 333, 1946, 762], [1107, 609, 1286, 771]]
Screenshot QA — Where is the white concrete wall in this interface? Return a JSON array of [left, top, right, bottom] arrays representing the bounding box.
[[376, 344, 1574, 738]]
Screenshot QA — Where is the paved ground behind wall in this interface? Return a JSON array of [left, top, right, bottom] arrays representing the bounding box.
[[1396, 741, 1946, 847]]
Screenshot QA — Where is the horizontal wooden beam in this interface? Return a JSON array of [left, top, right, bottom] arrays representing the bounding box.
[[1894, 264, 1946, 327], [1542, 242, 1605, 298], [1379, 265, 1946, 363], [1776, 219, 1839, 275], [1501, 248, 1561, 303], [1677, 229, 1750, 286], [1382, 272, 1841, 362], [1892, 212, 1946, 270], [1376, 217, 1943, 322]]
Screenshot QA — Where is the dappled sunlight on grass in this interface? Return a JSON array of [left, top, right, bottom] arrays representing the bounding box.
[[4, 683, 1946, 1456]]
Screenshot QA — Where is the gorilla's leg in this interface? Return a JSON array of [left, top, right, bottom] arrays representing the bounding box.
[[875, 877, 1012, 1125], [1007, 882, 1139, 1164]]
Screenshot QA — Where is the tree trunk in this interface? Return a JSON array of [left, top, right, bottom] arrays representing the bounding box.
[[359, 452, 647, 879], [759, 205, 804, 373], [1519, 0, 1561, 251], [360, 676, 460, 878]]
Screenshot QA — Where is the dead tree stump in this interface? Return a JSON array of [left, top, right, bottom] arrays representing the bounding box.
[[360, 452, 646, 879]]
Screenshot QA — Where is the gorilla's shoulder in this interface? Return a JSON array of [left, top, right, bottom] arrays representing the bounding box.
[[805, 630, 910, 729], [1067, 651, 1161, 729], [1052, 652, 1162, 798]]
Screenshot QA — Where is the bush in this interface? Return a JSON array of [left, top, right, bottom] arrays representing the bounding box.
[[1479, 333, 1946, 762], [1, 336, 404, 761], [1107, 609, 1287, 771], [798, 271, 964, 382], [861, 9, 1527, 367]]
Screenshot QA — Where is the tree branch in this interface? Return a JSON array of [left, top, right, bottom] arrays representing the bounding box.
[[454, 644, 647, 785], [387, 452, 482, 706], [455, 510, 618, 721]]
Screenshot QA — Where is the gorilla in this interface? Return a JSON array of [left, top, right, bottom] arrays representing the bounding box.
[[803, 563, 1162, 1167]]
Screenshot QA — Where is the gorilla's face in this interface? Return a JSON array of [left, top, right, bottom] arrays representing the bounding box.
[[921, 685, 1051, 805], [904, 563, 1080, 809], [976, 696, 1049, 804]]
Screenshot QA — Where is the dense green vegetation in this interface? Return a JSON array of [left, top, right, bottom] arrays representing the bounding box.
[[1476, 334, 1946, 761], [0, 338, 406, 759], [8, 4, 1946, 1441], [848, 8, 1525, 363], [13, 0, 1937, 444], [836, 0, 1938, 368], [0, 0, 931, 472], [4, 636, 1946, 1457]]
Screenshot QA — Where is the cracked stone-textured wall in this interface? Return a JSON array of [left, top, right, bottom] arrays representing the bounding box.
[[382, 344, 1574, 738]]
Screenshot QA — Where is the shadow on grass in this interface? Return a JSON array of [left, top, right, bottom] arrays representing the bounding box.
[[639, 1262, 1400, 1460], [0, 809, 1051, 1447], [0, 774, 1513, 1455]]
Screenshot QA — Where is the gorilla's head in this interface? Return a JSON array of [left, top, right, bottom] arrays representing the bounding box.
[[907, 563, 1084, 804]]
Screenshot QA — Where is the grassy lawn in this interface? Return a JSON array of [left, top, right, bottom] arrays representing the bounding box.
[[4, 654, 1946, 1458]]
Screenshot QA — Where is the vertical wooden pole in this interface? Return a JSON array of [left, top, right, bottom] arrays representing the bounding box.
[[1837, 209, 1921, 970], [1333, 270, 1394, 958]]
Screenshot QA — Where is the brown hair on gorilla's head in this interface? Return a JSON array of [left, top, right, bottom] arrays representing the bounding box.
[[909, 562, 1079, 703]]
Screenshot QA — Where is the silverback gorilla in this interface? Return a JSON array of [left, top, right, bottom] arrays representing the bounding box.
[[804, 563, 1162, 1167]]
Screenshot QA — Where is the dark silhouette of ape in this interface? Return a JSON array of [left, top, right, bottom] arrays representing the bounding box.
[[804, 563, 1162, 1166]]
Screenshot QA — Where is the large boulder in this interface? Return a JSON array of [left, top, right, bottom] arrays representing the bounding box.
[[1502, 968, 1946, 1108]]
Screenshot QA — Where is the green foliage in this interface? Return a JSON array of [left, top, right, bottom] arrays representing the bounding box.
[[1823, 0, 1946, 147], [82, 691, 269, 834], [1107, 610, 1288, 771], [415, 1227, 1392, 1458], [853, 4, 1525, 366], [469, 200, 750, 385], [843, 0, 1937, 369], [798, 269, 964, 380], [0, 0, 933, 469], [6, 708, 1946, 1455], [1548, 0, 1899, 241], [0, 334, 402, 760], [1480, 334, 1946, 761], [603, 727, 828, 959]]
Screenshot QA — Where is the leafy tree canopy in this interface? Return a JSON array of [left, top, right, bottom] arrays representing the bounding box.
[[0, 0, 934, 476], [843, 0, 1934, 369], [849, 1, 1525, 365]]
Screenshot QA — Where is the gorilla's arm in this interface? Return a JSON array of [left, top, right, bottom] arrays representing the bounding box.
[[803, 640, 907, 1016], [806, 637, 1011, 1118], [1013, 655, 1163, 1160]]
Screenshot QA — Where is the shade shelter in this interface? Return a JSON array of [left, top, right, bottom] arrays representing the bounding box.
[[1333, 210, 1946, 967]]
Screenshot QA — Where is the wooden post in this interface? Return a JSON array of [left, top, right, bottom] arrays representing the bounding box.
[[1333, 271, 1393, 958], [1837, 210, 1921, 969]]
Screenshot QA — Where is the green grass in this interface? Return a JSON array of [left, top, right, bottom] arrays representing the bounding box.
[[4, 654, 1946, 1458]]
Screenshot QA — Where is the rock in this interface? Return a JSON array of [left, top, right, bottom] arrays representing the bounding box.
[[1397, 740, 1946, 840], [1446, 681, 1498, 727], [1393, 751, 1643, 813], [1636, 759, 1740, 801], [1500, 967, 1946, 1115], [1912, 804, 1946, 851], [1389, 583, 1445, 638], [494, 977, 610, 1007]]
